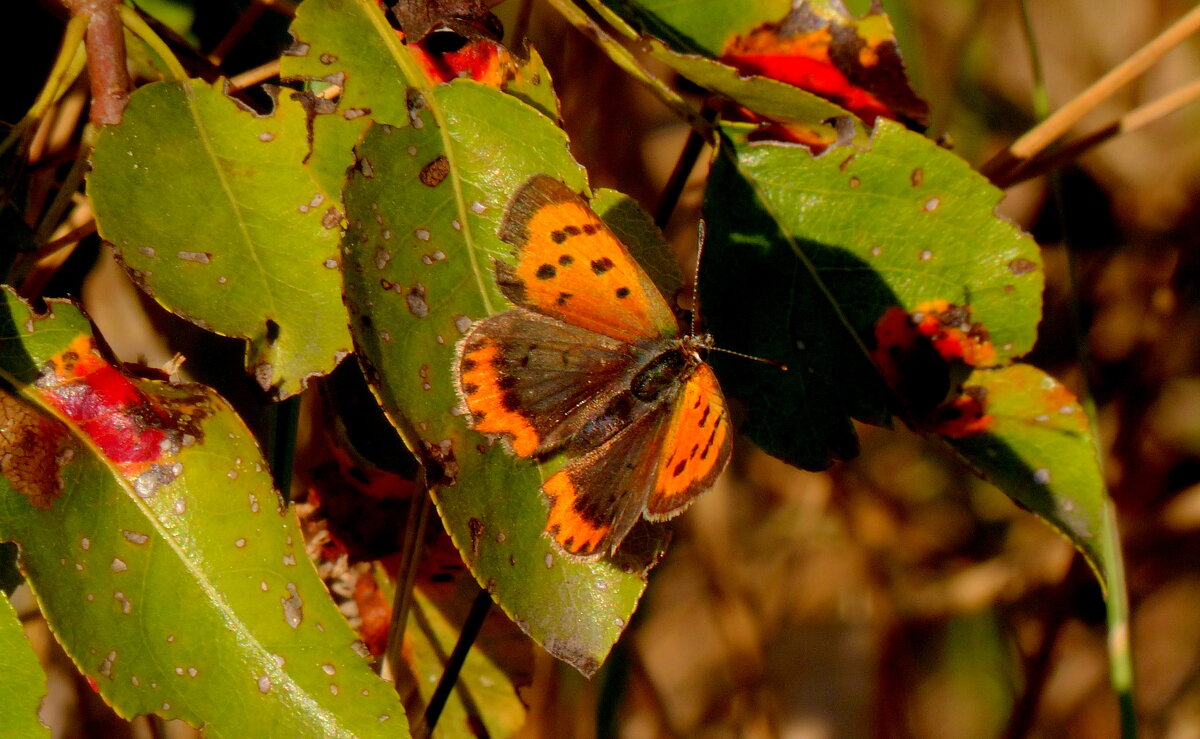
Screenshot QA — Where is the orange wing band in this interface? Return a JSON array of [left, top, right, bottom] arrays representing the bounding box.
[[456, 339, 541, 457], [544, 470, 611, 558]]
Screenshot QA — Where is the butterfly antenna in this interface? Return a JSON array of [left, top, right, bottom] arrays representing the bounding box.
[[709, 345, 789, 371], [689, 219, 707, 337]]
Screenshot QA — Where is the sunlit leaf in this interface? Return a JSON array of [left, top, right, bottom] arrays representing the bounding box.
[[89, 80, 351, 399], [943, 365, 1110, 579], [342, 81, 662, 675], [0, 596, 48, 737], [0, 290, 407, 736]]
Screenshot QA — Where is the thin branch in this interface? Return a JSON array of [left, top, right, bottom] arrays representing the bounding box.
[[227, 60, 283, 92], [999, 76, 1200, 187], [982, 4, 1200, 181], [412, 587, 492, 739]]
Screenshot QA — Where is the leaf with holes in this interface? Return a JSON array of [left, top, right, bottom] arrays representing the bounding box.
[[0, 595, 48, 737], [279, 0, 559, 200], [342, 80, 669, 675], [0, 290, 407, 736], [88, 79, 351, 399]]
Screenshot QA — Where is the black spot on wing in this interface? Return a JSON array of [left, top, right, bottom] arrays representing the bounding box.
[[536, 263, 557, 280], [558, 254, 574, 266], [615, 287, 630, 299], [591, 257, 614, 274]]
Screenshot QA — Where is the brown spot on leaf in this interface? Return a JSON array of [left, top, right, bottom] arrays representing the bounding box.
[[0, 393, 72, 508], [419, 155, 450, 187], [1008, 258, 1037, 275]]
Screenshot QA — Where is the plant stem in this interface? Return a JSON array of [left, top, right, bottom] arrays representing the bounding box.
[[381, 472, 433, 681], [543, 0, 712, 142], [999, 77, 1200, 187], [412, 587, 492, 739], [118, 4, 189, 81], [0, 13, 88, 157]]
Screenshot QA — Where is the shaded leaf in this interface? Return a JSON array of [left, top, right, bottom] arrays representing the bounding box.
[[0, 595, 49, 737], [89, 80, 351, 399], [0, 290, 407, 736], [702, 121, 1043, 468], [342, 81, 658, 676]]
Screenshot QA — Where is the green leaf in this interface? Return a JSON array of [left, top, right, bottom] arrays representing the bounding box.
[[89, 80, 352, 399], [702, 121, 1044, 468], [0, 595, 49, 737], [279, 0, 560, 198], [342, 81, 656, 676], [0, 291, 407, 737], [943, 365, 1110, 580]]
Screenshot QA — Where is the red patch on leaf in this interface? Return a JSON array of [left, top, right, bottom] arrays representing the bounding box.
[[35, 337, 173, 464], [379, 0, 520, 86], [30, 335, 210, 497], [720, 0, 928, 145], [872, 301, 997, 437]]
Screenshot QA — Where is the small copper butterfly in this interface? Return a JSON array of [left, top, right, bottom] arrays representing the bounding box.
[[454, 175, 732, 559]]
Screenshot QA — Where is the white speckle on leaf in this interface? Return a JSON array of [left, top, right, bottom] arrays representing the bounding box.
[[281, 583, 304, 628], [258, 675, 271, 693], [80, 537, 90, 551], [471, 201, 486, 215], [110, 558, 127, 573], [1033, 468, 1051, 484]]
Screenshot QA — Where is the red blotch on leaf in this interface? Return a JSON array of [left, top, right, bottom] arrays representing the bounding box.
[[872, 301, 997, 437], [35, 337, 173, 465]]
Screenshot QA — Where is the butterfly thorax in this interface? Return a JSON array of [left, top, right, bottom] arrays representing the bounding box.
[[630, 333, 712, 402]]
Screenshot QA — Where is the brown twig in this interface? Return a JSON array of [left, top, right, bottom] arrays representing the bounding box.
[[70, 0, 130, 126], [227, 60, 283, 92], [982, 4, 1200, 182], [997, 77, 1200, 187]]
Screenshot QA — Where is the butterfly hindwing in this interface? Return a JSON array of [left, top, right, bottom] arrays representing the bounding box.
[[496, 175, 679, 344], [544, 405, 676, 558], [645, 363, 732, 519]]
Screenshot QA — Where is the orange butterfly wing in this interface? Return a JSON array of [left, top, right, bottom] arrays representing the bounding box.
[[495, 175, 678, 343]]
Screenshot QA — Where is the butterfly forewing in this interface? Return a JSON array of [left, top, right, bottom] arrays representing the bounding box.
[[497, 175, 679, 344], [454, 174, 735, 560]]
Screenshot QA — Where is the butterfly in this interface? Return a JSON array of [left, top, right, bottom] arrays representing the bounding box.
[[453, 175, 732, 560]]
